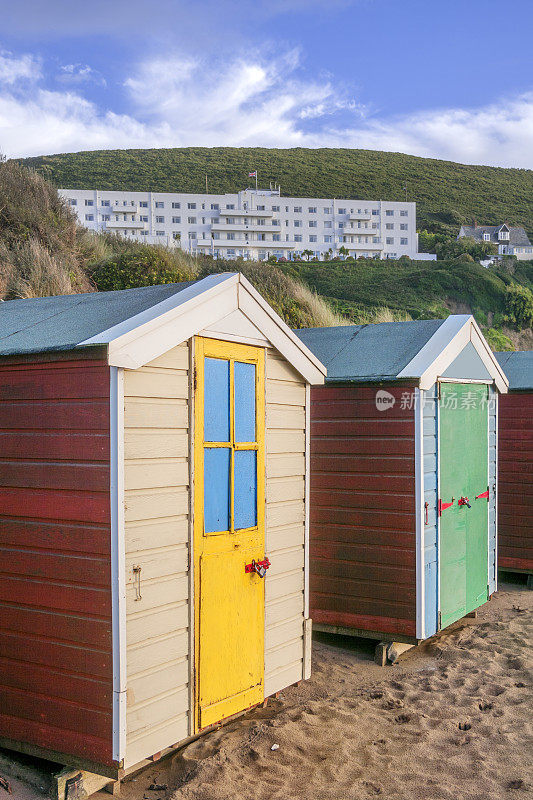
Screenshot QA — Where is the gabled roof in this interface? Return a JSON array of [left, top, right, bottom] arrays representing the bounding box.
[[296, 315, 508, 392], [0, 273, 326, 384], [458, 225, 532, 246], [495, 351, 533, 390]]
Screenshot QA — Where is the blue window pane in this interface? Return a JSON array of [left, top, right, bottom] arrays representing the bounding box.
[[204, 358, 230, 442], [204, 448, 230, 532], [234, 361, 256, 442], [234, 450, 257, 530]]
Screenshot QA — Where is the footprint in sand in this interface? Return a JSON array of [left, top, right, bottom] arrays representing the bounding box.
[[458, 722, 472, 731], [479, 702, 493, 711], [395, 713, 411, 724]]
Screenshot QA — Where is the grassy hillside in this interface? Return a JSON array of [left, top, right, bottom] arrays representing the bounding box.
[[18, 147, 533, 237]]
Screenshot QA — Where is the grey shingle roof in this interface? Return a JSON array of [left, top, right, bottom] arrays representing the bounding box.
[[0, 280, 200, 356], [458, 225, 532, 246], [495, 351, 533, 390], [295, 319, 445, 382]]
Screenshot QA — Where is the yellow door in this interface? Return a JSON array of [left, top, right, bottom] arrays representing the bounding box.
[[194, 337, 266, 731]]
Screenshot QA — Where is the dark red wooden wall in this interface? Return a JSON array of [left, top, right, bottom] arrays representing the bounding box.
[[498, 392, 533, 572], [0, 356, 114, 767], [310, 384, 417, 638]]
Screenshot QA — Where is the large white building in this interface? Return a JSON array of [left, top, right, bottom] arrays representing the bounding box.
[[60, 186, 435, 261]]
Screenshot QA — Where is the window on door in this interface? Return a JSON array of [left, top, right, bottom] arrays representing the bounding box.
[[203, 356, 259, 534]]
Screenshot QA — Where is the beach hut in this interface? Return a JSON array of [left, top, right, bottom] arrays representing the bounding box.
[[0, 273, 325, 779], [296, 315, 508, 650], [495, 351, 533, 580]]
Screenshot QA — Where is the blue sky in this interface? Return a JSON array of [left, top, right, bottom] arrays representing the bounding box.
[[0, 0, 532, 166]]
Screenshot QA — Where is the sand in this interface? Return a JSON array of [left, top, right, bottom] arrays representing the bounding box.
[[103, 581, 531, 800]]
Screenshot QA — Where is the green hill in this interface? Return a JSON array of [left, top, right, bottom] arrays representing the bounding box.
[[18, 147, 533, 237]]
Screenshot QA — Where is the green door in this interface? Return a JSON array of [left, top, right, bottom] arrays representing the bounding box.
[[439, 383, 489, 629]]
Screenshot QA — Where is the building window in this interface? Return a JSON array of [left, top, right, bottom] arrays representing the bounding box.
[[401, 238, 408, 245], [272, 219, 280, 226], [483, 233, 490, 241], [188, 217, 197, 224], [294, 235, 303, 242], [226, 204, 235, 210], [213, 233, 220, 240], [188, 202, 196, 209], [101, 200, 110, 207], [310, 235, 317, 242], [156, 231, 165, 236], [308, 207, 317, 213], [309, 221, 317, 228], [294, 206, 302, 213], [140, 215, 148, 222], [85, 199, 94, 206], [272, 234, 281, 241], [386, 223, 394, 230], [102, 214, 110, 221], [385, 210, 394, 216], [257, 218, 265, 226], [400, 223, 408, 230], [68, 198, 77, 206], [324, 235, 332, 243], [338, 222, 344, 229], [272, 205, 280, 212], [172, 202, 181, 209], [372, 223, 379, 230], [155, 202, 164, 208], [324, 221, 332, 229], [372, 209, 379, 215], [373, 237, 380, 243], [189, 232, 197, 239], [386, 237, 394, 244], [323, 207, 331, 214], [294, 220, 302, 228], [172, 216, 181, 224], [227, 249, 236, 257], [85, 214, 94, 221], [227, 233, 235, 240], [156, 216, 165, 223], [211, 203, 219, 210], [338, 208, 346, 215], [140, 201, 148, 208], [257, 205, 265, 211], [400, 210, 408, 217], [140, 230, 148, 236], [226, 217, 235, 225]]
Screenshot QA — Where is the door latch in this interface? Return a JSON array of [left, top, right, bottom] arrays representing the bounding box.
[[133, 565, 142, 600], [458, 496, 471, 508], [245, 557, 271, 578]]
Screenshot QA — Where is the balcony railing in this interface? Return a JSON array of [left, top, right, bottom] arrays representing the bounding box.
[[105, 219, 147, 230]]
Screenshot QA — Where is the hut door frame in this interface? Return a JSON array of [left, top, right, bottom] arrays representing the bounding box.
[[193, 337, 266, 733], [438, 380, 489, 630]]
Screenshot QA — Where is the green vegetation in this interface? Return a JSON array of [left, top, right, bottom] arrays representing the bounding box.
[[1, 157, 531, 349], [17, 147, 533, 238]]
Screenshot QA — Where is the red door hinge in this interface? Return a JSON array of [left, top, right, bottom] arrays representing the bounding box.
[[438, 498, 454, 516]]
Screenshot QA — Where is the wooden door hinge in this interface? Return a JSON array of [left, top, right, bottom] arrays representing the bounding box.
[[193, 365, 197, 391]]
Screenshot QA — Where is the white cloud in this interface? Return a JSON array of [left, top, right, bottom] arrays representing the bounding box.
[[0, 48, 532, 169], [58, 63, 106, 86], [0, 51, 41, 84]]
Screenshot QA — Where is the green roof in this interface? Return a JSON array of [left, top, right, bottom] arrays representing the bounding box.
[[295, 320, 445, 382], [495, 351, 533, 391], [0, 275, 234, 356]]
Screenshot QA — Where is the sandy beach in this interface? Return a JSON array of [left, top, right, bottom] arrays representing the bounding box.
[[100, 580, 532, 800]]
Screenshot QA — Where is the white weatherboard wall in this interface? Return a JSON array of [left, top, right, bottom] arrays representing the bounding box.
[[121, 338, 308, 768], [123, 342, 190, 769], [265, 350, 307, 695]]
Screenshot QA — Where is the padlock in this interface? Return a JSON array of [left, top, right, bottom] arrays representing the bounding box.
[[253, 561, 267, 578]]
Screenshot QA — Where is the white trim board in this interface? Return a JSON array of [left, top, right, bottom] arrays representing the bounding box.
[[81, 274, 326, 385], [414, 388, 425, 640], [110, 367, 127, 764], [397, 315, 508, 393]]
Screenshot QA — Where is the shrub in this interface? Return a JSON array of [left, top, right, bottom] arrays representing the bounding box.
[[506, 283, 533, 329], [89, 244, 198, 291], [1, 238, 92, 299]]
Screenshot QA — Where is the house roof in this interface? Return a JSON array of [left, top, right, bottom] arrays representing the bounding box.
[[0, 273, 326, 384], [495, 351, 533, 390], [458, 225, 532, 246], [0, 280, 198, 356], [296, 314, 508, 392], [295, 319, 443, 382]]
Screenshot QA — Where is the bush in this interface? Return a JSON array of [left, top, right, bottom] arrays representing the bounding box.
[[89, 244, 198, 291], [506, 283, 533, 329]]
